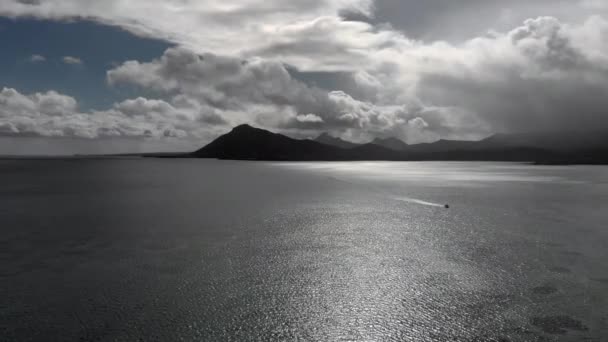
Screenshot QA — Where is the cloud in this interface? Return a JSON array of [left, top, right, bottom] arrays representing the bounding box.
[[106, 48, 448, 142], [107, 48, 320, 110], [255, 14, 608, 137], [367, 0, 606, 41], [2, 1, 608, 145], [1, 0, 602, 70], [28, 54, 46, 63], [106, 12, 608, 141], [0, 87, 225, 140], [62, 56, 83, 65], [0, 0, 373, 71], [406, 16, 608, 133], [296, 114, 324, 123]]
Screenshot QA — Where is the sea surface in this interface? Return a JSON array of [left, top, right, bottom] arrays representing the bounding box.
[[1, 159, 607, 341]]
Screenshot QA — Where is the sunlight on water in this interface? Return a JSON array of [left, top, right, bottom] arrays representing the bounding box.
[[3, 160, 607, 341], [278, 161, 585, 185]]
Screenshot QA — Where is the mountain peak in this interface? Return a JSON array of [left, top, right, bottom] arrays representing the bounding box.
[[195, 125, 357, 160], [232, 124, 258, 132]]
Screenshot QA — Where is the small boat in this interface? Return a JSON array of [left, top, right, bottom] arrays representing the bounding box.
[[444, 204, 450, 209]]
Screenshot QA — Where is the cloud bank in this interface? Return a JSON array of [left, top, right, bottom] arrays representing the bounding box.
[[0, 87, 210, 140]]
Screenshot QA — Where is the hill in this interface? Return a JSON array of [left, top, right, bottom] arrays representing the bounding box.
[[372, 137, 410, 151], [193, 125, 401, 161]]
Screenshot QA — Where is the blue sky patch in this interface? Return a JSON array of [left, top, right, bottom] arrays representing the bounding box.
[[0, 17, 172, 110]]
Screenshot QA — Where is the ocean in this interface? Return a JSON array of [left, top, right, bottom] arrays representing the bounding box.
[[2, 159, 607, 341]]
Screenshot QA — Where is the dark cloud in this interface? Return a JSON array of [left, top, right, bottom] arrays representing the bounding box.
[[16, 0, 40, 5], [416, 16, 608, 133], [370, 0, 603, 41]]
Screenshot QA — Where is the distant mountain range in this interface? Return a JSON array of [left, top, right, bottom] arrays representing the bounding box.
[[190, 124, 608, 164], [371, 137, 411, 151], [314, 133, 359, 149]]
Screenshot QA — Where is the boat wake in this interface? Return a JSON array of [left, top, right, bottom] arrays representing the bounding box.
[[394, 197, 446, 208], [327, 176, 448, 208]]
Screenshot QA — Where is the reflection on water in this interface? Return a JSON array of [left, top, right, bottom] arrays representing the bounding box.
[[281, 161, 591, 185], [2, 160, 607, 341]]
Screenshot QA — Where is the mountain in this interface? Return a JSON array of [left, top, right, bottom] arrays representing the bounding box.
[[372, 137, 410, 151], [409, 139, 482, 153], [314, 133, 359, 149], [191, 124, 608, 164], [193, 124, 401, 161], [193, 124, 343, 160], [478, 131, 608, 152]]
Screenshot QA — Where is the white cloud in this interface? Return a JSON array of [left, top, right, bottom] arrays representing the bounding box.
[[0, 87, 223, 140], [106, 48, 450, 142], [62, 56, 83, 65], [0, 0, 373, 71], [28, 54, 46, 63], [296, 114, 324, 123]]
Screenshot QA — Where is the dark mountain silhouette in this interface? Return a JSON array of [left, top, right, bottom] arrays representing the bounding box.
[[477, 131, 608, 152], [372, 137, 410, 151], [190, 124, 608, 164], [194, 125, 342, 161], [314, 133, 358, 149], [408, 139, 483, 153], [193, 124, 401, 161]]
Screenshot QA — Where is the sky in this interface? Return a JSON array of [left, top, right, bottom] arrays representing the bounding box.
[[0, 0, 607, 154]]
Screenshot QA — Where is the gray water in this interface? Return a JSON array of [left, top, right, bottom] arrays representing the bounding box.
[[1, 159, 607, 341]]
